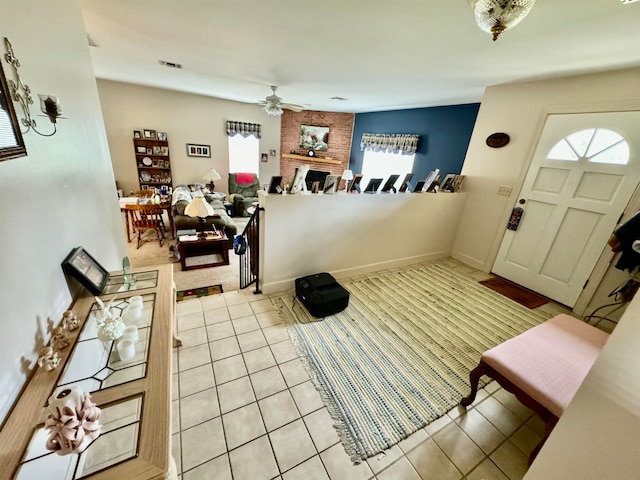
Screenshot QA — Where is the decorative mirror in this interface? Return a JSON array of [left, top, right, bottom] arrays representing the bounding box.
[[0, 56, 26, 161]]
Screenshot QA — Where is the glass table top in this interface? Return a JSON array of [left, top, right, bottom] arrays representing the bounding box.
[[103, 270, 158, 294], [16, 395, 143, 480], [53, 294, 155, 397]]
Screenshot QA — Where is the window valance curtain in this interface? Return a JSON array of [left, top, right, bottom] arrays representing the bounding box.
[[360, 133, 420, 154], [226, 121, 262, 139]]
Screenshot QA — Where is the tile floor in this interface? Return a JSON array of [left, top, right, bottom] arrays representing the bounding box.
[[171, 282, 580, 480]]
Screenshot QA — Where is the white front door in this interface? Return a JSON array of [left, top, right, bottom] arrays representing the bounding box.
[[493, 111, 640, 307]]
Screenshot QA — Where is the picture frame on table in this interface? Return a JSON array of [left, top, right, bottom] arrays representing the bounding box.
[[143, 129, 156, 139], [133, 130, 141, 139], [440, 174, 456, 192], [61, 246, 110, 295], [157, 131, 167, 141], [186, 143, 211, 157]]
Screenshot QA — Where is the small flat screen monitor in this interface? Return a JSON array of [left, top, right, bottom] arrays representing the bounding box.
[[364, 178, 383, 194], [323, 175, 341, 194], [348, 174, 363, 193], [268, 175, 283, 193], [305, 170, 330, 190], [398, 173, 414, 193], [381, 174, 400, 193]]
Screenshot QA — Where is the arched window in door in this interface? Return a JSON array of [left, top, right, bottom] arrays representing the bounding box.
[[547, 128, 630, 165]]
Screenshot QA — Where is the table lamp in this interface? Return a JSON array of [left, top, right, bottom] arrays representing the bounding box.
[[203, 168, 221, 192], [341, 169, 354, 192], [184, 196, 214, 239]]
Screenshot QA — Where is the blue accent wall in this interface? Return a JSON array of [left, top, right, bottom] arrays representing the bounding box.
[[349, 103, 480, 182]]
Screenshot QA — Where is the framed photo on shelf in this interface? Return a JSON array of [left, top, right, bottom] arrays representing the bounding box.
[[153, 146, 162, 155], [158, 159, 164, 168], [133, 130, 141, 139], [146, 148, 152, 155], [157, 131, 167, 141], [143, 129, 156, 139], [61, 246, 110, 295], [186, 143, 211, 157], [136, 146, 146, 154], [141, 184, 149, 190], [159, 146, 169, 155]]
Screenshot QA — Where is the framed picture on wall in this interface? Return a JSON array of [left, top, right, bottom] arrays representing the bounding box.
[[300, 125, 329, 151], [186, 143, 211, 157], [0, 59, 27, 161]]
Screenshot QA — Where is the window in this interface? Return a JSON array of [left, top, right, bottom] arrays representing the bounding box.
[[547, 128, 629, 165], [228, 134, 259, 173], [361, 150, 415, 190]]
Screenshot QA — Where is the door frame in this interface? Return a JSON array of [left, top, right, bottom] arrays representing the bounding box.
[[490, 104, 640, 312]]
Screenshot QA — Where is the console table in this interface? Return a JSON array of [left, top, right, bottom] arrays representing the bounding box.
[[0, 265, 176, 480]]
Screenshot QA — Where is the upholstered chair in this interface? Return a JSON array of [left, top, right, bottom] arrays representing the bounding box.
[[228, 172, 260, 217]]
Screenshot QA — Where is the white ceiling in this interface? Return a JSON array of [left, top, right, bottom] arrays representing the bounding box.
[[80, 0, 640, 114]]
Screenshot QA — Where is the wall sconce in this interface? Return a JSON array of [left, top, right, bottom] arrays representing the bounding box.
[[3, 37, 62, 137]]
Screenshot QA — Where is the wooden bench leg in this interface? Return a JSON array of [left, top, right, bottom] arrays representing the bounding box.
[[461, 361, 487, 407]]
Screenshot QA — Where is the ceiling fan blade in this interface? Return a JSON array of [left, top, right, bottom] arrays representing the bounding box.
[[283, 103, 304, 112]]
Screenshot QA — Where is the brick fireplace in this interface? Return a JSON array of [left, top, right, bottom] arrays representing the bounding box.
[[279, 110, 355, 189]]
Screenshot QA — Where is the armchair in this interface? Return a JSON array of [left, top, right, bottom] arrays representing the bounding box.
[[228, 172, 260, 217]]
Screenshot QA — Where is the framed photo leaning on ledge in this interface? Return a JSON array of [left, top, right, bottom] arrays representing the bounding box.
[[61, 246, 110, 295]]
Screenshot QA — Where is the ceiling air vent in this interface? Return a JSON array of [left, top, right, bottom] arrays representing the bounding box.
[[87, 34, 100, 48], [159, 60, 183, 69]]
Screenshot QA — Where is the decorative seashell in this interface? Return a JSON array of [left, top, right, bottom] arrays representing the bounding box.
[[45, 386, 102, 455], [51, 327, 70, 350], [38, 346, 60, 371], [61, 310, 79, 331]]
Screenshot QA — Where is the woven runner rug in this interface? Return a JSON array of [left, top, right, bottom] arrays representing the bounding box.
[[176, 284, 223, 302], [273, 262, 551, 463]]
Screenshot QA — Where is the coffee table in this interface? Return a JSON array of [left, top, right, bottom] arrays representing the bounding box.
[[177, 233, 229, 271]]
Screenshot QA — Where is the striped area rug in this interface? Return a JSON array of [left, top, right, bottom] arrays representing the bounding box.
[[273, 262, 551, 463]]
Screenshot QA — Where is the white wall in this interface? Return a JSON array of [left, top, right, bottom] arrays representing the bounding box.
[[96, 80, 281, 196], [259, 191, 468, 293], [452, 67, 640, 273], [0, 0, 126, 423]]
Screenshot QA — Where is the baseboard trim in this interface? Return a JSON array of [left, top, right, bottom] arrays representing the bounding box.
[[261, 251, 451, 294]]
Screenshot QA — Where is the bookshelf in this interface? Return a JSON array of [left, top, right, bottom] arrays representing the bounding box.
[[133, 132, 173, 193]]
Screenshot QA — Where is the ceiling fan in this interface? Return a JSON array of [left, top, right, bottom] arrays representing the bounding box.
[[258, 86, 303, 117]]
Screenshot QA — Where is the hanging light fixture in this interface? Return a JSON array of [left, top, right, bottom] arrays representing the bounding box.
[[470, 0, 536, 41], [263, 102, 283, 117]]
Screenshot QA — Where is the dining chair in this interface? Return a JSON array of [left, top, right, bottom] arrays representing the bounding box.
[[128, 203, 165, 248]]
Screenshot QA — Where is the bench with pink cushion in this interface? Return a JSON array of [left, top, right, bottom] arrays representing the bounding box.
[[461, 314, 609, 463]]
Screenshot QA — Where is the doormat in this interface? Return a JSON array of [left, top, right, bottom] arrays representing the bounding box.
[[479, 277, 549, 309], [176, 284, 223, 302]]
